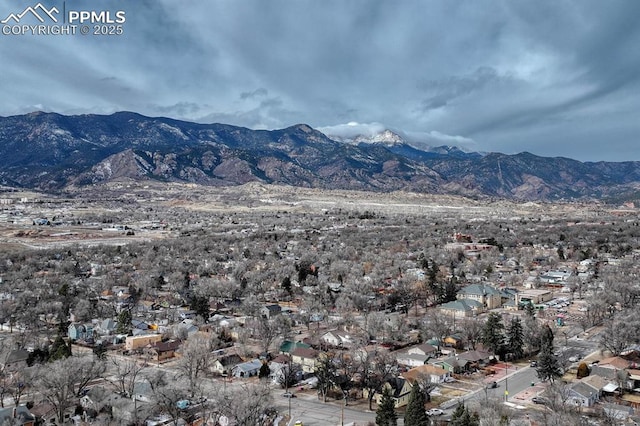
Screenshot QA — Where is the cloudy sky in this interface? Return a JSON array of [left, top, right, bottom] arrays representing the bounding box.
[[1, 0, 639, 161]]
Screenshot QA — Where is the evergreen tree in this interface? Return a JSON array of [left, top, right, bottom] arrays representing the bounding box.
[[481, 312, 505, 356], [404, 384, 430, 426], [258, 361, 271, 379], [450, 403, 479, 426], [93, 343, 107, 360], [116, 309, 132, 335], [375, 386, 397, 426], [190, 294, 210, 320], [442, 279, 458, 303], [281, 276, 292, 296], [128, 284, 141, 304], [427, 261, 438, 289], [49, 336, 72, 361], [523, 301, 536, 317], [155, 274, 165, 289], [419, 254, 429, 271], [523, 306, 541, 355], [506, 317, 524, 359], [540, 324, 554, 347], [536, 325, 562, 382]]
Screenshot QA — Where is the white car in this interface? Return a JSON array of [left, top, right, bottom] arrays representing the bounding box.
[[426, 408, 444, 416]]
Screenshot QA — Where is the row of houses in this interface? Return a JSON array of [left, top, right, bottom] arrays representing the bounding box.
[[541, 354, 640, 423]]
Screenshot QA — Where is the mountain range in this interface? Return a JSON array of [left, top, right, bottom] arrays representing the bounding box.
[[1, 111, 639, 202]]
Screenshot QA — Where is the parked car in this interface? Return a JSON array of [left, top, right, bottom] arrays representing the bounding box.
[[293, 422, 303, 426], [426, 408, 444, 416], [282, 392, 297, 398], [529, 360, 537, 367], [487, 381, 498, 389], [532, 396, 550, 405]]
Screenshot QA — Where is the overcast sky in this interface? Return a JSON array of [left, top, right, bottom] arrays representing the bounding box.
[[1, 0, 639, 162]]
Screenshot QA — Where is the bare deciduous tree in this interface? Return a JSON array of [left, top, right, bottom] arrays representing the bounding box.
[[459, 317, 483, 351], [217, 382, 273, 426], [108, 356, 148, 397], [600, 310, 640, 356], [359, 349, 397, 411], [253, 314, 292, 354], [176, 332, 216, 396], [33, 355, 106, 423], [145, 369, 189, 423], [422, 308, 451, 351]]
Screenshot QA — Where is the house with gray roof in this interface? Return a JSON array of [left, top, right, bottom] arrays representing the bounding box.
[[232, 359, 263, 378], [438, 299, 484, 319], [0, 406, 35, 426], [457, 283, 502, 309], [2, 349, 29, 371], [431, 356, 472, 374], [68, 323, 94, 341], [396, 352, 430, 368], [321, 329, 354, 348], [212, 353, 244, 375], [569, 381, 601, 407], [98, 318, 116, 335], [458, 349, 493, 365], [80, 386, 125, 413], [261, 304, 282, 319], [407, 343, 438, 357]]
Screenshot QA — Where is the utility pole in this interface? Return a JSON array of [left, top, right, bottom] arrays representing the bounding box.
[[504, 362, 509, 401], [287, 360, 291, 418], [341, 389, 346, 426]]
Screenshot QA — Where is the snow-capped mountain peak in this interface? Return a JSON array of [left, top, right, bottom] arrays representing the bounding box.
[[352, 129, 405, 145], [321, 126, 406, 146]]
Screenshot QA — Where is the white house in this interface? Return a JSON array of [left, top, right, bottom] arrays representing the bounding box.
[[396, 352, 429, 368], [321, 330, 354, 347]]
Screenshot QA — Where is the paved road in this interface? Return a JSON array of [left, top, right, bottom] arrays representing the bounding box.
[[274, 395, 377, 426], [443, 364, 540, 412]]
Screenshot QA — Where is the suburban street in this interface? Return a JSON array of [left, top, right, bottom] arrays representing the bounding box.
[[274, 395, 377, 426]]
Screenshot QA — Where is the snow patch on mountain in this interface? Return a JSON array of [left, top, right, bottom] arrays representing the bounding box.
[[318, 122, 405, 145], [318, 121, 386, 141]]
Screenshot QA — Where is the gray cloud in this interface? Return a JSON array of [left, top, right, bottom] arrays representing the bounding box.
[[152, 102, 205, 118], [240, 88, 268, 100], [1, 0, 639, 161], [419, 67, 504, 111]]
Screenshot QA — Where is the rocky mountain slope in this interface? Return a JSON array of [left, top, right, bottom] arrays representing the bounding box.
[[0, 111, 639, 202]]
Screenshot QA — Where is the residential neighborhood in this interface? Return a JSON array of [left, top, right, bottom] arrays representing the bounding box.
[[1, 187, 640, 425]]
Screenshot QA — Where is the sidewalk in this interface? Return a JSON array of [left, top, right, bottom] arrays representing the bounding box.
[[511, 382, 545, 402]]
